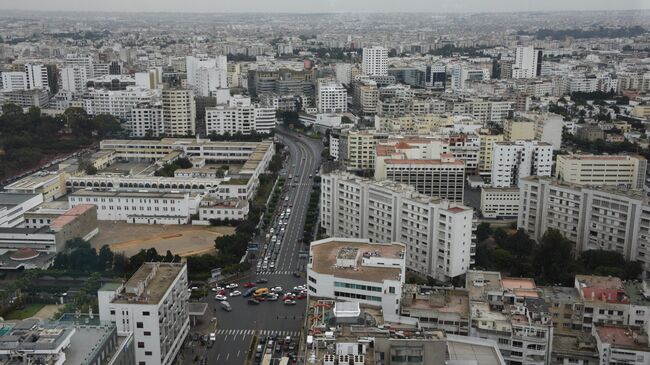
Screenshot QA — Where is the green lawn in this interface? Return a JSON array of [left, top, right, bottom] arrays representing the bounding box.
[[4, 303, 45, 320]]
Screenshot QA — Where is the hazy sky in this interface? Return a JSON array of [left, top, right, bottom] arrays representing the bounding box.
[[1, 0, 649, 13]]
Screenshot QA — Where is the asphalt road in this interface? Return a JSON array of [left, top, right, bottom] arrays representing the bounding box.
[[185, 128, 323, 365]]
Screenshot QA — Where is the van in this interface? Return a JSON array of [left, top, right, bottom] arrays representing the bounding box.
[[221, 301, 232, 311]]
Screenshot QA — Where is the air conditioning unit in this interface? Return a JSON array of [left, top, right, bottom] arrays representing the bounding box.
[[323, 354, 336, 365]]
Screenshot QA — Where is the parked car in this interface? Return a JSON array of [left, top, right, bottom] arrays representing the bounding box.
[[221, 301, 232, 311], [215, 294, 227, 301], [243, 282, 256, 288], [225, 283, 238, 289], [209, 332, 216, 341], [229, 290, 242, 297]]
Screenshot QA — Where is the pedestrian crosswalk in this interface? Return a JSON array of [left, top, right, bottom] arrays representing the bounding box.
[[213, 328, 300, 337], [259, 330, 300, 337], [255, 270, 296, 275]]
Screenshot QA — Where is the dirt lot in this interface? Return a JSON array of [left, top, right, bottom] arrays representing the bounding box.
[[90, 221, 235, 257]]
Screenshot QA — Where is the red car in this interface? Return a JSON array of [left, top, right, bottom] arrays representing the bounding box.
[[296, 294, 306, 300], [243, 282, 256, 288], [257, 296, 267, 302], [218, 290, 226, 296], [283, 294, 295, 301]]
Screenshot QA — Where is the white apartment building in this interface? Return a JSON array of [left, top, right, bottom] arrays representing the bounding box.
[[317, 80, 347, 114], [98, 262, 190, 365], [490, 140, 553, 188], [518, 177, 650, 270], [512, 46, 541, 79], [186, 55, 228, 97], [25, 63, 49, 91], [451, 65, 490, 90], [0, 192, 44, 228], [556, 154, 647, 190], [1, 71, 27, 91], [480, 187, 520, 219], [85, 87, 159, 120], [362, 46, 388, 77], [65, 54, 95, 78], [336, 63, 353, 85], [307, 237, 405, 322], [320, 172, 475, 282], [205, 96, 276, 135], [60, 65, 88, 95], [128, 102, 164, 137], [162, 88, 196, 136], [69, 190, 194, 224]]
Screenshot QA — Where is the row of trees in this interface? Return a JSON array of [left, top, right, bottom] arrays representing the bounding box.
[[302, 177, 321, 244], [530, 26, 646, 40], [0, 104, 122, 179], [475, 225, 643, 286]]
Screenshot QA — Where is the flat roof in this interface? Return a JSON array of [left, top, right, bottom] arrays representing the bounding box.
[[595, 326, 650, 350], [310, 239, 403, 283], [0, 192, 40, 206], [112, 262, 184, 305], [70, 190, 187, 199], [447, 335, 504, 365], [384, 158, 464, 165], [50, 204, 94, 229]]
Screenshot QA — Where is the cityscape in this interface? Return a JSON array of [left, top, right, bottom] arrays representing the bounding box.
[[0, 2, 650, 365]]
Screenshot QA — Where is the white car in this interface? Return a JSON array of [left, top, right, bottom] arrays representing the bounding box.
[[215, 294, 227, 301], [229, 290, 242, 297], [293, 285, 306, 291], [211, 286, 225, 292], [209, 332, 216, 341], [225, 283, 238, 289], [271, 286, 283, 293]]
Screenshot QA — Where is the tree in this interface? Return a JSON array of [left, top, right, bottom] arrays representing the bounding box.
[[92, 114, 122, 138], [476, 223, 492, 242], [533, 229, 575, 285], [98, 245, 114, 271]]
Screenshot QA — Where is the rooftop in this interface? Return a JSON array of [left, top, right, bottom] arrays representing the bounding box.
[[0, 192, 41, 208], [111, 262, 185, 305], [595, 326, 650, 351], [70, 190, 187, 199], [50, 204, 95, 230], [447, 335, 505, 365], [309, 238, 404, 283]]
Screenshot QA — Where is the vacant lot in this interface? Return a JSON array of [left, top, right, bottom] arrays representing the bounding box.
[[4, 304, 45, 320], [91, 221, 235, 257]]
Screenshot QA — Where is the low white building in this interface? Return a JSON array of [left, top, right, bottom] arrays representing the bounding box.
[[307, 237, 405, 322], [98, 262, 190, 365], [0, 192, 44, 228], [480, 187, 520, 219], [69, 190, 198, 224]]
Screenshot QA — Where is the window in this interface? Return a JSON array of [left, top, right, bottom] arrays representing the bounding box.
[[142, 311, 150, 316], [138, 342, 145, 348], [145, 351, 152, 356], [110, 309, 115, 315], [136, 322, 143, 328]]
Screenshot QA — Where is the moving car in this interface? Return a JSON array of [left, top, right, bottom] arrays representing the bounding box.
[[209, 332, 216, 341], [221, 301, 232, 311], [225, 283, 238, 289], [215, 294, 227, 301], [243, 287, 257, 297], [283, 299, 296, 305], [229, 290, 242, 297], [243, 282, 256, 288]]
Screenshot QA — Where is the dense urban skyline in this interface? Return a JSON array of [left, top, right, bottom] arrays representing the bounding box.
[[1, 0, 649, 13]]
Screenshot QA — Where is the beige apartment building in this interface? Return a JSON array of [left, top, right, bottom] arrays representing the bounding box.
[[556, 154, 647, 190]]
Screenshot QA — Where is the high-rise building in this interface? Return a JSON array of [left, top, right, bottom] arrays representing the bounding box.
[[518, 177, 650, 270], [186, 55, 228, 97], [512, 46, 542, 79], [320, 172, 475, 281], [362, 46, 388, 77], [428, 64, 446, 89], [24, 63, 49, 91], [98, 262, 190, 365], [128, 102, 164, 137], [60, 65, 88, 95], [316, 80, 347, 114], [490, 140, 553, 187], [162, 88, 196, 136], [85, 87, 159, 120]]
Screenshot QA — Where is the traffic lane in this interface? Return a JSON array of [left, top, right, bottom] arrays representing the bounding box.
[[207, 332, 252, 365]]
